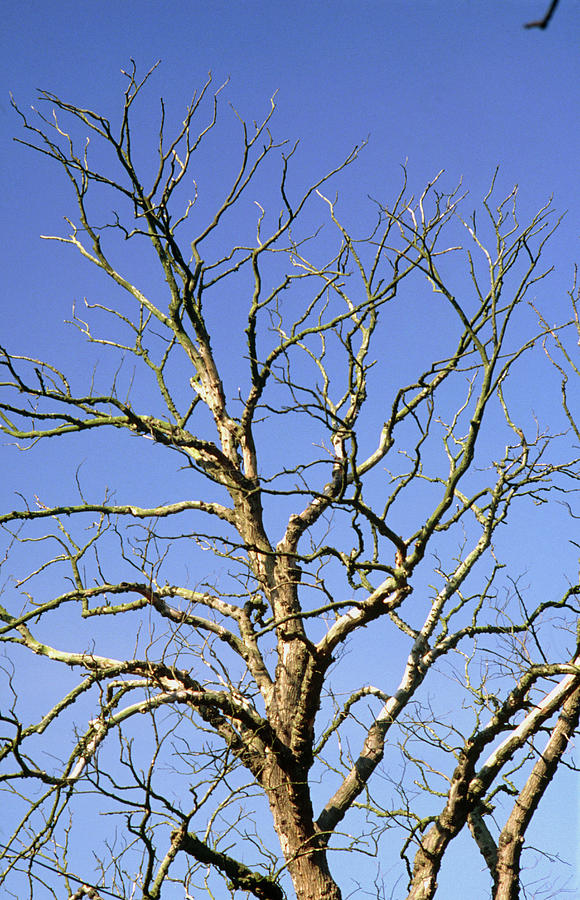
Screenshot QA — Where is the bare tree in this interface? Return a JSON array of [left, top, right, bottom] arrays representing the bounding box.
[[1, 66, 578, 900]]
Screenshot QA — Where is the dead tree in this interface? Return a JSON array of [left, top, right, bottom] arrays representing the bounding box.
[[1, 66, 578, 900]]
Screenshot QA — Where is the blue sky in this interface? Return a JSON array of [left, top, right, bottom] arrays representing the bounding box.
[[2, 1, 580, 898]]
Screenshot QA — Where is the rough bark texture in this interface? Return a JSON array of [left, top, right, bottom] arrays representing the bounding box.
[[265, 763, 342, 900]]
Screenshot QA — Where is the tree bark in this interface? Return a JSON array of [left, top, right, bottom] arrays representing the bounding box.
[[493, 685, 580, 900], [263, 756, 342, 900]]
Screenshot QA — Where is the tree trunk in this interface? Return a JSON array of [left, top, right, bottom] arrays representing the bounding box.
[[264, 756, 342, 900]]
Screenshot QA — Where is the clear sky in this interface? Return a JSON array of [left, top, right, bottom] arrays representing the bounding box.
[[1, 2, 579, 898]]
